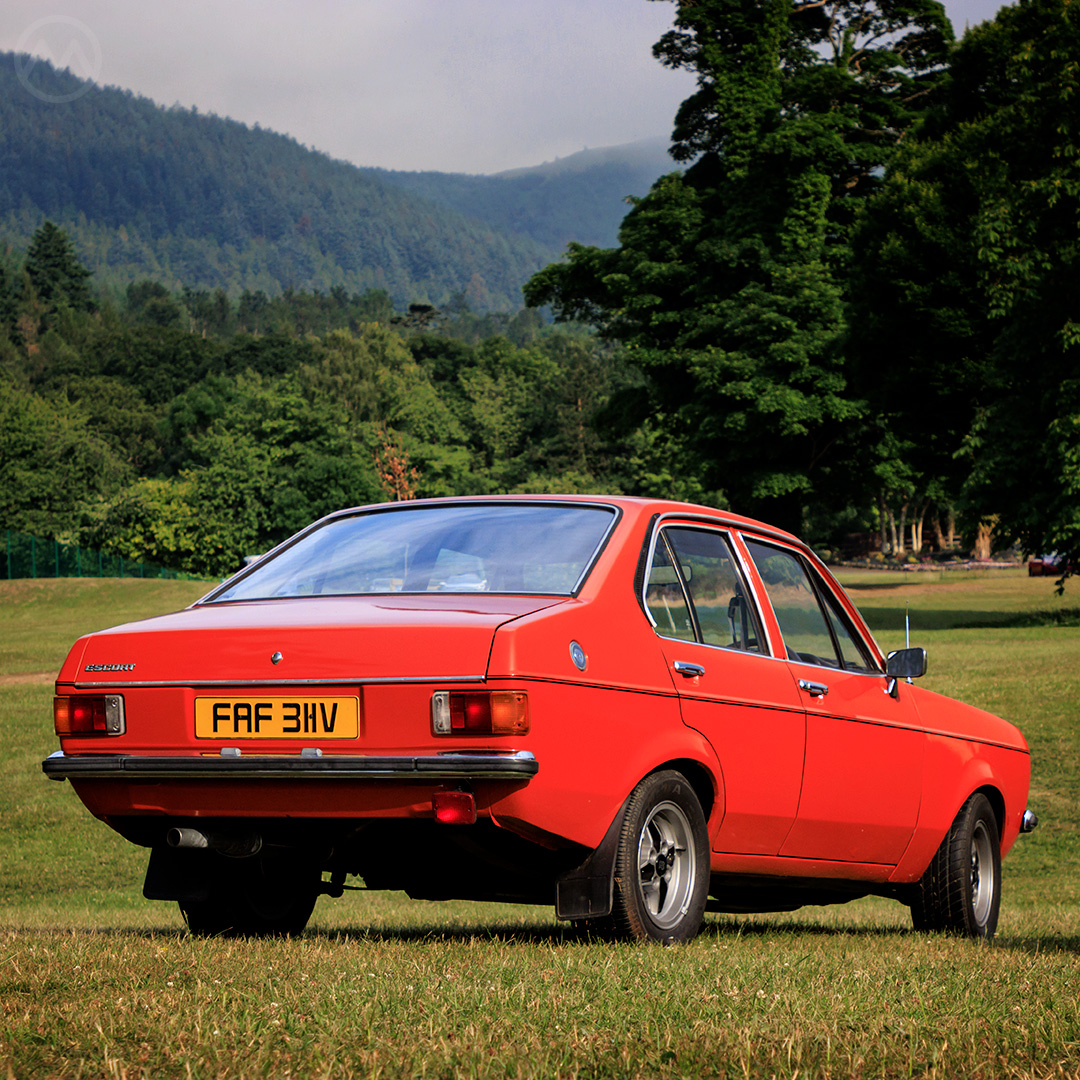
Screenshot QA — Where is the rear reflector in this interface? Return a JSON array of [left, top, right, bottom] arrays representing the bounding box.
[[54, 695, 126, 736], [433, 791, 476, 825], [431, 690, 529, 735]]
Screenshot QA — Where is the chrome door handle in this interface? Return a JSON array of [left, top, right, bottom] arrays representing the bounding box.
[[673, 661, 705, 678], [798, 679, 829, 697]]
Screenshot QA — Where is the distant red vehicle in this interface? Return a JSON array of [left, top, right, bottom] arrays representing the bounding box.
[[44, 497, 1035, 941], [1028, 553, 1065, 577]]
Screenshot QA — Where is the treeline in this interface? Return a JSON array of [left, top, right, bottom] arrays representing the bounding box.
[[1, 223, 655, 577], [4, 0, 1077, 586]]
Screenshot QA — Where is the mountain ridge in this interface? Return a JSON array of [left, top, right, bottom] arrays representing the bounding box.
[[0, 54, 675, 309]]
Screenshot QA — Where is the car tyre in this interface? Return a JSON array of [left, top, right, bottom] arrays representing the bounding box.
[[911, 793, 1001, 940], [610, 770, 709, 944]]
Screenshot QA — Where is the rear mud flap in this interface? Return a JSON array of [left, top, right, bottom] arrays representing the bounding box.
[[555, 799, 629, 920], [143, 846, 214, 904]]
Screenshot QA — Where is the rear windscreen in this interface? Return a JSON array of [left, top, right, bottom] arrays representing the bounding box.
[[206, 503, 618, 602]]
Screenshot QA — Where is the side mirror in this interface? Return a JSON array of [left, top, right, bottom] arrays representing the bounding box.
[[886, 647, 927, 680]]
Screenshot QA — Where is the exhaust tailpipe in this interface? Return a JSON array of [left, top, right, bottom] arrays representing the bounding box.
[[166, 827, 263, 857]]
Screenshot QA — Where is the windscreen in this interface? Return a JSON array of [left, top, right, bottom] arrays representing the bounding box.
[[206, 503, 617, 602]]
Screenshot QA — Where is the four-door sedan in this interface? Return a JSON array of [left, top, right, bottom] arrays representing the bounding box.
[[43, 497, 1036, 942]]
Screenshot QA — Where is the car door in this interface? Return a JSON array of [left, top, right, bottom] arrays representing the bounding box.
[[742, 538, 925, 866], [643, 524, 806, 856]]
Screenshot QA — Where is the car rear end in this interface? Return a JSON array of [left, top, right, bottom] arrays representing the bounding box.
[[43, 500, 620, 932]]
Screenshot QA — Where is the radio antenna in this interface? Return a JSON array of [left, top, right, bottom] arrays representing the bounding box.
[[905, 602, 914, 683]]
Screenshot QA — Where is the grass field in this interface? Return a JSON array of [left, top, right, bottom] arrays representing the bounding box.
[[2, 572, 1078, 1078]]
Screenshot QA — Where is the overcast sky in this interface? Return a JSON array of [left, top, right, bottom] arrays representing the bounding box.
[[3, 1, 1008, 175]]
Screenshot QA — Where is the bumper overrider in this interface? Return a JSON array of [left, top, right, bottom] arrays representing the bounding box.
[[42, 749, 539, 782]]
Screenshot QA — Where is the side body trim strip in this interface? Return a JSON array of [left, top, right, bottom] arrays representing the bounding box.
[[69, 675, 488, 690]]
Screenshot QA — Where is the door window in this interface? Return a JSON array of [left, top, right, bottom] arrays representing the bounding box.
[[645, 527, 764, 652], [744, 540, 876, 672]]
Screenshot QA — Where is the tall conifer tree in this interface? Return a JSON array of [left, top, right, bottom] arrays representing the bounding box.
[[23, 221, 93, 313]]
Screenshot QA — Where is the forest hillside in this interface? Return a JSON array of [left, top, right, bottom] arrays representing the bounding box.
[[0, 54, 673, 310]]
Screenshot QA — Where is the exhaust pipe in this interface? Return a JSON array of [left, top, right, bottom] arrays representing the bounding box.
[[166, 827, 263, 858]]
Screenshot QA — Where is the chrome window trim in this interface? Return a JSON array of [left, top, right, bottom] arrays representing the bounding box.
[[641, 525, 691, 640], [642, 518, 776, 658], [727, 532, 779, 659]]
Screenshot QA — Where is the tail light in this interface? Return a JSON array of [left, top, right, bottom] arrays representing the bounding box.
[[54, 695, 126, 736], [430, 691, 529, 735]]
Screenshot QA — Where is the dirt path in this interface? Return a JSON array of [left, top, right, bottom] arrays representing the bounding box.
[[0, 672, 54, 685]]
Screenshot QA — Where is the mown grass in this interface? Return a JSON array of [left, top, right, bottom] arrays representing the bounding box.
[[4, 924, 1080, 1079], [2, 574, 1079, 1078]]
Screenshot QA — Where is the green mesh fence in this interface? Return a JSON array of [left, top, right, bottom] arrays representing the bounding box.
[[3, 530, 194, 580]]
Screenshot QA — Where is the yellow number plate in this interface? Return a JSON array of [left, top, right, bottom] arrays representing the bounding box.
[[195, 696, 359, 740]]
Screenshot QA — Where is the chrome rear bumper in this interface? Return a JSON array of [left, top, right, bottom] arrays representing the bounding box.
[[43, 749, 538, 782]]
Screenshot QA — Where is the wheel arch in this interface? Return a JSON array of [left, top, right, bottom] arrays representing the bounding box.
[[892, 735, 1027, 883], [652, 757, 717, 824], [974, 783, 1006, 843]]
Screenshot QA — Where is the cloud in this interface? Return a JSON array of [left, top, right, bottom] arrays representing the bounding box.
[[0, 0, 1007, 174]]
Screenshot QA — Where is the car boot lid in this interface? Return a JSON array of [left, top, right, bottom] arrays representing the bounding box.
[[60, 594, 567, 686]]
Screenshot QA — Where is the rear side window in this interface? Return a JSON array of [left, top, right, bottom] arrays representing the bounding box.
[[644, 535, 696, 641], [645, 527, 764, 652], [744, 540, 877, 673]]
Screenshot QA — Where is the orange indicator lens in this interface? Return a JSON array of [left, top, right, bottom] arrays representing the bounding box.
[[489, 691, 529, 734]]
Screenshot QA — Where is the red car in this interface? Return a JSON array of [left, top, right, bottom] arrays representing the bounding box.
[[44, 497, 1036, 942], [1028, 553, 1066, 577]]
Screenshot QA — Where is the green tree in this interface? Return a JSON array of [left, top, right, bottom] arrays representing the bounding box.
[[237, 290, 271, 334], [126, 280, 183, 328], [49, 375, 163, 474], [94, 477, 201, 570], [99, 370, 386, 576], [456, 337, 563, 491], [300, 327, 410, 421], [23, 221, 93, 314], [526, 0, 953, 531], [300, 326, 473, 496], [845, 131, 992, 555], [0, 263, 16, 335], [851, 0, 1080, 576], [950, 0, 1080, 582], [0, 385, 128, 538], [93, 325, 221, 406]]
